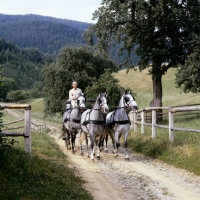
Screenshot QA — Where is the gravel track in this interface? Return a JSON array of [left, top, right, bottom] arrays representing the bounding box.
[[47, 124, 200, 200]]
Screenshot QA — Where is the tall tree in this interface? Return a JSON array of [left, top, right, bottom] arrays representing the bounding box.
[[176, 34, 200, 93], [0, 71, 4, 134], [85, 0, 200, 107], [43, 46, 117, 114], [85, 70, 134, 109]]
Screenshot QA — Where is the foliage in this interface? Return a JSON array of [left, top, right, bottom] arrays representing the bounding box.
[[0, 71, 3, 134], [176, 34, 200, 93], [85, 0, 200, 107], [6, 90, 31, 102], [0, 130, 92, 199], [85, 70, 134, 109], [0, 38, 53, 101], [43, 46, 117, 114]]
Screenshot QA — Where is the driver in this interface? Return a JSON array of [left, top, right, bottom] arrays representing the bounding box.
[[69, 81, 83, 108]]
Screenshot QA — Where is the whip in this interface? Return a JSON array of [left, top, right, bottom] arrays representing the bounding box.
[[83, 80, 116, 94]]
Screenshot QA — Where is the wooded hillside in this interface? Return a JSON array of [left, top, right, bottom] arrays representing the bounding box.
[[0, 18, 85, 54], [0, 38, 52, 91], [0, 14, 139, 65]]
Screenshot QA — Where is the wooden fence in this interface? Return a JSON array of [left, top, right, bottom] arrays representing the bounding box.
[[130, 105, 200, 142], [0, 104, 32, 153]]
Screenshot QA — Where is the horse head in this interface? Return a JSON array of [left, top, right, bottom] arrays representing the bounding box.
[[77, 95, 86, 109], [98, 92, 109, 114], [123, 91, 138, 110]]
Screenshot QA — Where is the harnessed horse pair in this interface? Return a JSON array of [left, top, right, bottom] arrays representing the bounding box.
[[62, 91, 138, 161]]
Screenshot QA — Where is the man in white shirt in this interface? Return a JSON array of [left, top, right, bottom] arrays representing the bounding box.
[[69, 81, 83, 108]]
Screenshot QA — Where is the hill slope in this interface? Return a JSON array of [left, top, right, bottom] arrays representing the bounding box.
[[0, 14, 139, 65], [0, 19, 85, 54], [0, 13, 91, 30], [114, 68, 200, 108], [0, 38, 50, 90]]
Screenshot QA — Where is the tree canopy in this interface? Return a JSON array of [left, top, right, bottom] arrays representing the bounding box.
[[85, 70, 134, 109], [85, 0, 200, 107], [176, 34, 200, 93], [0, 38, 53, 101], [43, 46, 117, 114]]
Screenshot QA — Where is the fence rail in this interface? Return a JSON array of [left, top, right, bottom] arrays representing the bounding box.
[[130, 105, 200, 142], [0, 104, 32, 153]]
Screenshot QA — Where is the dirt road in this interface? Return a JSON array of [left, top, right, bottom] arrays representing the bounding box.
[[47, 124, 200, 200]]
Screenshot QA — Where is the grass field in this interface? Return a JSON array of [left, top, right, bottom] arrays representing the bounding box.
[[114, 68, 200, 108], [0, 112, 92, 200]]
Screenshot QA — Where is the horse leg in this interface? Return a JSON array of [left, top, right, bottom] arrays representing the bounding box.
[[104, 134, 109, 153], [85, 132, 90, 158], [113, 131, 120, 155], [79, 130, 84, 156], [64, 130, 70, 150], [99, 134, 104, 152], [71, 132, 75, 154], [96, 138, 101, 160], [109, 130, 116, 152], [124, 132, 129, 161], [90, 134, 95, 161]]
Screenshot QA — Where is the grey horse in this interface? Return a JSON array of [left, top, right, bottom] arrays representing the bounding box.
[[106, 91, 138, 161], [62, 95, 86, 154], [81, 93, 109, 161]]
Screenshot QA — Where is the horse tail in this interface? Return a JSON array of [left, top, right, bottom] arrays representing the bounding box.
[[79, 131, 87, 144], [58, 125, 67, 140]]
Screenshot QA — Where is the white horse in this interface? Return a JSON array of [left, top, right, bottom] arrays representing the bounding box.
[[106, 91, 138, 161], [81, 93, 109, 161], [62, 95, 86, 154]]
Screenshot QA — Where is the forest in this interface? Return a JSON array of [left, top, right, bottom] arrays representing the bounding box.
[[0, 14, 139, 64], [0, 38, 54, 101]]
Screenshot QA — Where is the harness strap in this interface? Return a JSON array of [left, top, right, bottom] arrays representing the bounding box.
[[82, 120, 104, 126], [67, 118, 81, 123], [114, 120, 131, 125]]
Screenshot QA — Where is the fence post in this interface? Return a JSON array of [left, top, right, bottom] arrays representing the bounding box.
[[133, 112, 138, 132], [130, 111, 134, 130], [141, 110, 145, 134], [24, 108, 31, 153], [152, 110, 156, 139], [169, 110, 174, 142]]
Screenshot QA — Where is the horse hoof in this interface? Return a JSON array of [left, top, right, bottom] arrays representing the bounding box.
[[80, 152, 84, 156], [91, 158, 94, 162], [125, 157, 130, 161], [113, 154, 118, 158], [87, 155, 90, 158], [104, 149, 108, 153], [96, 156, 100, 160], [72, 150, 75, 154]]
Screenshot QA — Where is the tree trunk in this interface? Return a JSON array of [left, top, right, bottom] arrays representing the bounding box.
[[150, 74, 163, 121]]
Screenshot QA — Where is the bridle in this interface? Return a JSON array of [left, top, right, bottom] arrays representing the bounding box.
[[99, 97, 109, 113], [76, 96, 86, 110], [123, 95, 135, 108]]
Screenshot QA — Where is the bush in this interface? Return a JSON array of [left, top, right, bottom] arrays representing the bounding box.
[[6, 90, 31, 102]]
